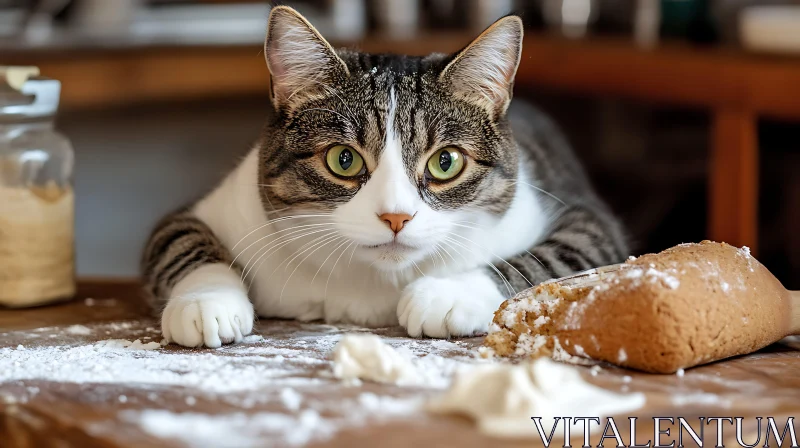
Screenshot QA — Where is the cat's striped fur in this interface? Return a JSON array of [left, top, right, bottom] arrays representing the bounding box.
[[142, 210, 237, 304], [141, 7, 627, 346], [490, 106, 627, 292]]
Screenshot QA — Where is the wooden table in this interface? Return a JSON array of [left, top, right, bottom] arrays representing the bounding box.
[[6, 33, 798, 254], [1, 281, 799, 447]]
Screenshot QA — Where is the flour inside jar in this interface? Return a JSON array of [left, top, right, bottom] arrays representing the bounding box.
[[0, 182, 75, 307], [1, 71, 76, 307]]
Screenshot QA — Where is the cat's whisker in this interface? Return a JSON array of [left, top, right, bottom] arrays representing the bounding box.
[[447, 232, 534, 288], [243, 230, 331, 288], [230, 213, 334, 252], [431, 244, 448, 269], [428, 245, 439, 269], [233, 222, 336, 270], [453, 219, 485, 227], [312, 238, 352, 285], [450, 222, 483, 231], [347, 241, 358, 267], [276, 233, 342, 277], [450, 222, 547, 273], [324, 240, 355, 299], [235, 224, 337, 276], [246, 231, 323, 292], [243, 230, 307, 284], [243, 228, 335, 284], [409, 259, 426, 278], [280, 235, 345, 303], [451, 222, 543, 274], [511, 180, 567, 207], [523, 250, 547, 273], [261, 183, 280, 216], [266, 207, 291, 215], [442, 237, 515, 296], [247, 230, 336, 291], [441, 238, 513, 296], [436, 242, 457, 264]]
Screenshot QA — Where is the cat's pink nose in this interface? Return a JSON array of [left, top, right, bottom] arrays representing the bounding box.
[[379, 213, 414, 234]]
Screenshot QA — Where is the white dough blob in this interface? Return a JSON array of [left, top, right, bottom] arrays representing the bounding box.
[[427, 358, 645, 438], [332, 334, 419, 385]]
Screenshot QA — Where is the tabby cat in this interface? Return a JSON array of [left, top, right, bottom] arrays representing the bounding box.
[[142, 6, 627, 347]]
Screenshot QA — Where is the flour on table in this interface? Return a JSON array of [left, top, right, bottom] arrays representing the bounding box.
[[427, 358, 645, 438], [126, 392, 424, 447], [280, 388, 303, 412], [1, 320, 478, 446], [332, 334, 419, 385], [129, 409, 336, 447], [98, 339, 162, 350], [671, 393, 731, 408], [65, 324, 92, 336]]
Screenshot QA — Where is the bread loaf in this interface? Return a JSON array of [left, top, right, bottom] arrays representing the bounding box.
[[483, 241, 791, 373]]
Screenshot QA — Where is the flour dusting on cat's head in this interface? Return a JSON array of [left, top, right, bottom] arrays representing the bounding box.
[[258, 6, 523, 273]]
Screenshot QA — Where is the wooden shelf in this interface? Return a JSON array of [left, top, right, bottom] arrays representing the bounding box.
[[516, 36, 800, 121], [7, 32, 797, 252], [2, 32, 473, 110], [4, 33, 800, 118]]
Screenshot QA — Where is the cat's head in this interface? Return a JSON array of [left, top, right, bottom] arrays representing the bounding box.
[[259, 6, 522, 273]]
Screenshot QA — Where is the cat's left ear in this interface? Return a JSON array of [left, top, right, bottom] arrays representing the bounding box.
[[265, 6, 349, 109], [439, 16, 523, 117]]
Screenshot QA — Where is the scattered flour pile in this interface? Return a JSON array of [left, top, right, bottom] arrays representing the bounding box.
[[127, 392, 424, 447], [65, 324, 92, 336], [0, 321, 475, 446], [97, 339, 162, 350], [427, 358, 645, 438]]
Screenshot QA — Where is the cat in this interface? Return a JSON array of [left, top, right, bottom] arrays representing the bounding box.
[[142, 6, 628, 348]]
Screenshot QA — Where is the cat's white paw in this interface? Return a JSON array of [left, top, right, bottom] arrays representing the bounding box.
[[161, 264, 254, 348], [397, 270, 505, 338]]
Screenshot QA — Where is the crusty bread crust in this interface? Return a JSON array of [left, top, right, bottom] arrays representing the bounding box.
[[484, 241, 791, 373]]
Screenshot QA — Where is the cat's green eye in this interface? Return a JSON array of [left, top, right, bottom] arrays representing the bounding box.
[[426, 147, 465, 181], [326, 145, 364, 178]]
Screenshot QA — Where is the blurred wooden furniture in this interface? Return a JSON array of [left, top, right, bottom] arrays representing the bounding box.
[[6, 33, 800, 252], [514, 36, 790, 255]]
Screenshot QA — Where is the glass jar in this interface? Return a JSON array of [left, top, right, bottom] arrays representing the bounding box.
[[0, 69, 75, 308]]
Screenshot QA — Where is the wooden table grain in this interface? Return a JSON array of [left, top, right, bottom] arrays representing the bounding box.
[[1, 281, 798, 447]]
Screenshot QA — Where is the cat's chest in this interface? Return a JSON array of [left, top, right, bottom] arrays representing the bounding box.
[[248, 260, 403, 327]]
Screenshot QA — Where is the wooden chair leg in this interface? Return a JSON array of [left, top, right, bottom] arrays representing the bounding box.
[[709, 108, 759, 254]]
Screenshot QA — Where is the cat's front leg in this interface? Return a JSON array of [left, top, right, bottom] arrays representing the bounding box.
[[397, 269, 505, 338], [161, 264, 254, 348], [142, 212, 254, 348]]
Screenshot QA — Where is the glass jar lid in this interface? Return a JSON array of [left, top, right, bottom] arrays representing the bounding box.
[[1, 67, 60, 122]]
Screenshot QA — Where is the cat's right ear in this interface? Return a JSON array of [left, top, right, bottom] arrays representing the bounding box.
[[439, 16, 523, 117], [265, 6, 349, 109]]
